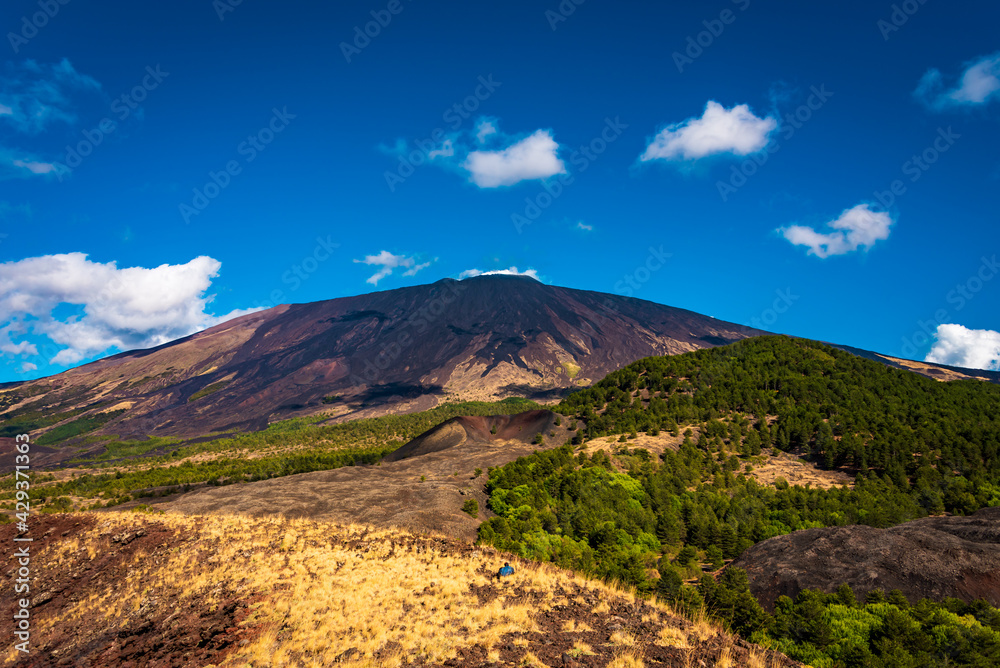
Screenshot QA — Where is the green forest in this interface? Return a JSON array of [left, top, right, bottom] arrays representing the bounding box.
[[477, 336, 1000, 667]]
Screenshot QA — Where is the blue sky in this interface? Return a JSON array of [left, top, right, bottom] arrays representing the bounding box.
[[0, 0, 998, 381]]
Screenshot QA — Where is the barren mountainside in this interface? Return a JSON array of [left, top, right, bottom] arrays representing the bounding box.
[[0, 276, 762, 440]]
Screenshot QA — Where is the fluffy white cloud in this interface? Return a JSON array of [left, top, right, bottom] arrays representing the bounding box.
[[915, 52, 1000, 110], [641, 101, 777, 162], [385, 119, 565, 189], [18, 362, 37, 373], [0, 253, 258, 366], [464, 130, 566, 187], [458, 266, 540, 281], [354, 251, 432, 285], [779, 204, 894, 258], [576, 221, 593, 232], [925, 324, 1000, 371]]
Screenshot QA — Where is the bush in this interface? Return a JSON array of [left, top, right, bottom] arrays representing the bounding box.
[[462, 498, 479, 518]]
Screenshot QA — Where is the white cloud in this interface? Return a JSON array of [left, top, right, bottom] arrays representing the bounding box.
[[916, 52, 1000, 110], [428, 139, 454, 160], [779, 203, 894, 258], [463, 130, 566, 187], [11, 159, 56, 175], [18, 362, 36, 373], [925, 324, 1000, 371], [354, 251, 432, 285], [641, 101, 777, 162], [576, 221, 593, 232], [0, 59, 102, 180], [0, 58, 101, 135], [458, 266, 540, 281], [386, 120, 565, 189], [0, 252, 258, 367], [475, 119, 497, 144], [403, 261, 432, 277]]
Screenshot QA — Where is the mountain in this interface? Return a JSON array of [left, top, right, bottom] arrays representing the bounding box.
[[0, 275, 763, 441], [1, 275, 994, 449]]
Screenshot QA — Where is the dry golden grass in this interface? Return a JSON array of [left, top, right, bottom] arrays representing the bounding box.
[[657, 626, 689, 648], [609, 629, 638, 648], [2, 511, 789, 668], [520, 650, 549, 668], [715, 642, 733, 668], [15, 512, 735, 668], [687, 608, 718, 643], [607, 651, 644, 668]]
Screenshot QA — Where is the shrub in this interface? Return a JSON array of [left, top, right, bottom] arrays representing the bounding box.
[[462, 499, 479, 518]]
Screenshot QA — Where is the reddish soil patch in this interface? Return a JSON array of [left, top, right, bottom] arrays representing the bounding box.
[[0, 514, 263, 667]]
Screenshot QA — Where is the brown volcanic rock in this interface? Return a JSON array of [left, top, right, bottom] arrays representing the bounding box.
[[2, 275, 763, 442], [162, 410, 575, 542], [382, 409, 559, 462], [730, 506, 1000, 611]]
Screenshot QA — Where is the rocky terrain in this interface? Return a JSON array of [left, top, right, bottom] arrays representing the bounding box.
[[161, 410, 573, 542], [730, 506, 1000, 610], [1, 513, 800, 668]]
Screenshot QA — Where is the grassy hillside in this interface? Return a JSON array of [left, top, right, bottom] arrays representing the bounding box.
[[0, 511, 798, 668]]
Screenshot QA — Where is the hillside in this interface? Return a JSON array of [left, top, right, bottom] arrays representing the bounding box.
[[164, 409, 574, 542], [0, 512, 800, 668], [731, 505, 1000, 610], [0, 275, 763, 446]]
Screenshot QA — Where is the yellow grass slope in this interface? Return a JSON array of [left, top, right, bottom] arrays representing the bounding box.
[[1, 512, 800, 668]]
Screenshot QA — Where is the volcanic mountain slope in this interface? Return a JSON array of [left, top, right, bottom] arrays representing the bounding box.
[[164, 410, 573, 542], [730, 506, 1000, 611], [0, 275, 764, 441], [1, 513, 801, 668]]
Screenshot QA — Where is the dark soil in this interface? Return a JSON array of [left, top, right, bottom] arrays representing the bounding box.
[[1, 514, 263, 667], [731, 505, 1000, 610]]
